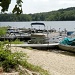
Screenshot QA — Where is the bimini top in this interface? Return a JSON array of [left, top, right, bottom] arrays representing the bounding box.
[[31, 22, 45, 26]]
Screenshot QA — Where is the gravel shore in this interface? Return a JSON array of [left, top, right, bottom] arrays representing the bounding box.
[[11, 47, 75, 75]]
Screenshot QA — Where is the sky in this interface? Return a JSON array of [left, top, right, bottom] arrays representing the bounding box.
[[1, 0, 75, 14]]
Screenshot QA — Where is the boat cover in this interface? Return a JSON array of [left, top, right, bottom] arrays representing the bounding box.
[[60, 37, 75, 46]]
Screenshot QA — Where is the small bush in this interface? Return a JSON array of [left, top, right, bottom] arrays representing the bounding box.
[[10, 39, 24, 44], [0, 48, 27, 72]]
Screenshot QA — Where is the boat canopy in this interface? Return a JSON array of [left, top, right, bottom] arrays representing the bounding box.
[[60, 37, 75, 46], [31, 23, 45, 27]]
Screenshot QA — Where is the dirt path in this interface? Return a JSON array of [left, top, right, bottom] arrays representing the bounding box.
[[11, 47, 75, 75]]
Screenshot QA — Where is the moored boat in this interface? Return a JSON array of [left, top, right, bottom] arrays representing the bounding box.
[[28, 22, 49, 44], [58, 37, 75, 52], [58, 44, 75, 52]]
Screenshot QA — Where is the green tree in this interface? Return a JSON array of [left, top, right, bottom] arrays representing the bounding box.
[[0, 0, 23, 14]]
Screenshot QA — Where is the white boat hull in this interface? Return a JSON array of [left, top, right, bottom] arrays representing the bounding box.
[[58, 44, 75, 52]]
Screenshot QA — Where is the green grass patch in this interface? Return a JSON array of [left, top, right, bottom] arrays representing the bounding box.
[[19, 60, 49, 75], [25, 47, 33, 50], [10, 39, 24, 44]]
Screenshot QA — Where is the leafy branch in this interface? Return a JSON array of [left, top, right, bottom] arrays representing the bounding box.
[[0, 0, 23, 14]]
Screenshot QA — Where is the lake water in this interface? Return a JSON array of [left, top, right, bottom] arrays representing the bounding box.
[[0, 21, 75, 31]]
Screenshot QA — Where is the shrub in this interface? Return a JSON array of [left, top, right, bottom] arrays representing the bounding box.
[[0, 47, 27, 72], [10, 39, 24, 44]]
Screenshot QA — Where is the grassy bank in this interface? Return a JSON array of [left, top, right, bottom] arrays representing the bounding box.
[[0, 41, 50, 75]]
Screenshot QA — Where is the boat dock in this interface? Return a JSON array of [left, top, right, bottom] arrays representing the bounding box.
[[0, 33, 31, 41]]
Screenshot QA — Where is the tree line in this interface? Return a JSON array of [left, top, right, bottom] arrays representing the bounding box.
[[0, 7, 75, 21]]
